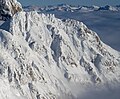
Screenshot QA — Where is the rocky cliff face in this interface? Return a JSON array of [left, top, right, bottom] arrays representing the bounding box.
[[0, 0, 22, 20], [0, 0, 120, 99]]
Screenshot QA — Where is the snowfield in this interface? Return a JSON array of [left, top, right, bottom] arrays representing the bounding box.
[[0, 0, 120, 99]]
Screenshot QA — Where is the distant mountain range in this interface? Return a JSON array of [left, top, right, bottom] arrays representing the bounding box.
[[23, 4, 120, 12]]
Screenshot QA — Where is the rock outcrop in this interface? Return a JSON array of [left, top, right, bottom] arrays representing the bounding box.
[[0, 0, 22, 20]]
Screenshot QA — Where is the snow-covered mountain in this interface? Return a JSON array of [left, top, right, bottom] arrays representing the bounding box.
[[98, 5, 118, 11], [0, 0, 120, 99]]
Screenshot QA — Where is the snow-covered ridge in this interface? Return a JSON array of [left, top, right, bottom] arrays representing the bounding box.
[[23, 4, 120, 12], [0, 0, 120, 99]]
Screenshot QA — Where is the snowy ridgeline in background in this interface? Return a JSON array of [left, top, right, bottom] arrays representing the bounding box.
[[0, 0, 120, 99], [23, 4, 120, 12]]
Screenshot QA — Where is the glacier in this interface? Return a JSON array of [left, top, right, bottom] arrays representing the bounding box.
[[0, 0, 120, 99]]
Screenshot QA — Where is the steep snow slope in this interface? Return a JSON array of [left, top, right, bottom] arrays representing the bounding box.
[[0, 11, 120, 99]]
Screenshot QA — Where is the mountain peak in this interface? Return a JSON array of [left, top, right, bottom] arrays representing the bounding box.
[[0, 0, 22, 20], [0, 1, 120, 99]]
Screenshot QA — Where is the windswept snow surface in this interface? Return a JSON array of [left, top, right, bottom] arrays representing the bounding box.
[[0, 1, 120, 99]]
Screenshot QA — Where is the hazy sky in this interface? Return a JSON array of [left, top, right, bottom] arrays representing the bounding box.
[[18, 0, 120, 6]]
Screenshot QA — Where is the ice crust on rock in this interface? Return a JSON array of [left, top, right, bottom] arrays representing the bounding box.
[[0, 0, 22, 20]]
